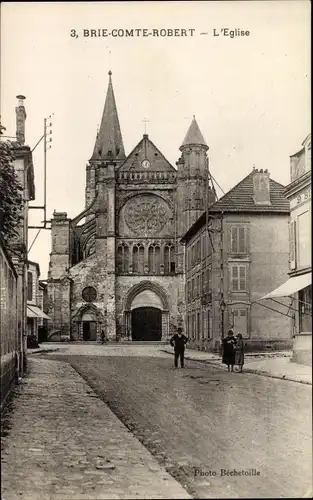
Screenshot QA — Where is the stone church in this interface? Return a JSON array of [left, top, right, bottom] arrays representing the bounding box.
[[47, 72, 214, 342]]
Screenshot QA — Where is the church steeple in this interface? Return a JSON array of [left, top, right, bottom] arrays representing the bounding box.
[[180, 115, 208, 150], [176, 116, 210, 235], [91, 71, 125, 161]]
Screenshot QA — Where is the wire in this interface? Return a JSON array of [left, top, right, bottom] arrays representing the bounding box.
[[28, 228, 42, 254]]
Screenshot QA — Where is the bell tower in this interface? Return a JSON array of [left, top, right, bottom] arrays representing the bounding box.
[[176, 116, 211, 236]]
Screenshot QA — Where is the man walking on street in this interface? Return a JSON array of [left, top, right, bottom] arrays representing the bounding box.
[[170, 327, 188, 368]]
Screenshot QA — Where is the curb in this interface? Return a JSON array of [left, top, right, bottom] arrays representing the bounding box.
[[28, 348, 60, 355], [163, 350, 312, 386]]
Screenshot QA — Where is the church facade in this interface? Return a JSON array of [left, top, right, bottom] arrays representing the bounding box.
[[47, 72, 213, 342]]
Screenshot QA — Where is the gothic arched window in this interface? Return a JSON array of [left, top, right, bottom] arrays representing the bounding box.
[[148, 244, 161, 274], [132, 244, 145, 274], [133, 246, 139, 272], [164, 244, 175, 274], [117, 243, 129, 273], [139, 245, 144, 273]]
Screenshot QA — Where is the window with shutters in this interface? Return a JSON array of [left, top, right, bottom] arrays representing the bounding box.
[[289, 220, 297, 270], [187, 248, 191, 270], [207, 309, 212, 338], [197, 312, 200, 340], [230, 265, 247, 291], [231, 226, 247, 254], [192, 314, 196, 338], [187, 280, 192, 302], [188, 314, 192, 336], [202, 311, 206, 339], [297, 211, 310, 268], [201, 271, 205, 293], [208, 264, 212, 289], [27, 272, 33, 301], [197, 240, 201, 262]]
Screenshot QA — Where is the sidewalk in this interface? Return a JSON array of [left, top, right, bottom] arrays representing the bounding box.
[[1, 358, 190, 500], [163, 349, 312, 385]]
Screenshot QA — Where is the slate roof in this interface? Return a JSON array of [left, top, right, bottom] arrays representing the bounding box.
[[91, 71, 125, 161], [209, 170, 290, 213], [181, 170, 290, 243], [180, 116, 208, 149]]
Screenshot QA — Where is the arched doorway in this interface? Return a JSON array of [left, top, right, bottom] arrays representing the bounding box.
[[125, 285, 169, 341], [132, 307, 162, 341], [81, 311, 97, 341]]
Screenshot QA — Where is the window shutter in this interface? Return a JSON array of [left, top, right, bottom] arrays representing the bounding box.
[[239, 227, 246, 253], [290, 221, 296, 270], [231, 227, 238, 253], [232, 266, 239, 290], [239, 266, 246, 291], [27, 272, 33, 301]]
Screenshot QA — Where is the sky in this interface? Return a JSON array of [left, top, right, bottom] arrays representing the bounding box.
[[1, 1, 310, 279]]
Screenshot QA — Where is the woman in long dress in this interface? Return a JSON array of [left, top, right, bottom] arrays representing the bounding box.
[[235, 333, 244, 372], [222, 329, 236, 372]]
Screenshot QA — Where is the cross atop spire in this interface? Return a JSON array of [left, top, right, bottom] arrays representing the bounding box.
[[91, 71, 125, 161], [180, 115, 208, 150], [142, 117, 149, 135]]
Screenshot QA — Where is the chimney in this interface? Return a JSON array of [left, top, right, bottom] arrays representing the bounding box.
[[252, 168, 271, 205], [15, 95, 26, 144]]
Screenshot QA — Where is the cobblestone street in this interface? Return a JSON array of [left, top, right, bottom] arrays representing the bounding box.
[[1, 345, 312, 499], [1, 356, 190, 500]]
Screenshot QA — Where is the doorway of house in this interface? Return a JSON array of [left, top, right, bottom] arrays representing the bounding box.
[[82, 321, 97, 341], [131, 307, 162, 341]]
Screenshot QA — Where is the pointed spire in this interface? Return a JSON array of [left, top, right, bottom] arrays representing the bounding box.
[[180, 115, 208, 150], [91, 71, 125, 161]]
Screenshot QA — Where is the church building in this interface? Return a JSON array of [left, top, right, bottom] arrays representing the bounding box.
[[47, 72, 213, 342]]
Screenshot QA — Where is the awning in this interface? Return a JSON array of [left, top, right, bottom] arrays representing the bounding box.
[[259, 272, 311, 300], [27, 305, 51, 320]]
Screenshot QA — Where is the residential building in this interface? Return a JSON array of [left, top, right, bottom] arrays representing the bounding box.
[[26, 261, 49, 342], [264, 135, 311, 364], [5, 96, 36, 373], [0, 236, 18, 409], [182, 168, 292, 352], [46, 72, 211, 342]]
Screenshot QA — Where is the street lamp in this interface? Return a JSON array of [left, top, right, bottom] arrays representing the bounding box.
[[220, 299, 226, 340]]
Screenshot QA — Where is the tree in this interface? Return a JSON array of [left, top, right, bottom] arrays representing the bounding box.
[[0, 122, 23, 245]]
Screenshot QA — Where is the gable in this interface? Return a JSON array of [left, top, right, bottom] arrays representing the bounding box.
[[118, 135, 175, 172], [209, 172, 290, 213]]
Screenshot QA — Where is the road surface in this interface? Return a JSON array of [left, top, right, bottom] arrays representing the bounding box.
[[45, 345, 312, 498]]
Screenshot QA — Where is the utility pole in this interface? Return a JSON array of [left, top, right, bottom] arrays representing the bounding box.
[[28, 114, 53, 230]]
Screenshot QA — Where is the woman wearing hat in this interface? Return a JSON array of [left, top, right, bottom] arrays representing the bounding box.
[[222, 329, 236, 372], [234, 333, 244, 372]]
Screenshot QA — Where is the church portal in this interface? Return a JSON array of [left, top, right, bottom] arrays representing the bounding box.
[[131, 307, 162, 341]]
